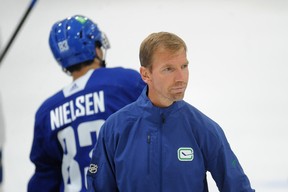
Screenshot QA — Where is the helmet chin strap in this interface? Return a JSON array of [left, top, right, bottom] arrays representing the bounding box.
[[94, 56, 106, 68], [101, 60, 106, 68], [98, 47, 107, 67]]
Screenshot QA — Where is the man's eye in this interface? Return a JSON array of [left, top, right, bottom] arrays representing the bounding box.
[[164, 67, 172, 72], [182, 64, 188, 69]]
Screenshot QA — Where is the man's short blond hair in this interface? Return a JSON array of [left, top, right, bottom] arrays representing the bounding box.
[[139, 32, 187, 70]]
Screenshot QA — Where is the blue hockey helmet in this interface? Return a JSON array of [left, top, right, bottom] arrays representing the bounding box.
[[49, 15, 110, 69]]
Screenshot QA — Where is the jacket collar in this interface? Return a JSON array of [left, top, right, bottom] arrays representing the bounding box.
[[137, 86, 185, 117]]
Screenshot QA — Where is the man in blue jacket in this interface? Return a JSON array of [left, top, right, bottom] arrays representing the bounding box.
[[87, 32, 255, 191]]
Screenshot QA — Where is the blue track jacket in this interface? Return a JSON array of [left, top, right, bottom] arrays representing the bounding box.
[[87, 87, 255, 192]]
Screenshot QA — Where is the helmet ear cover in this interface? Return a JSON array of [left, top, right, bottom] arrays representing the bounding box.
[[49, 15, 110, 69]]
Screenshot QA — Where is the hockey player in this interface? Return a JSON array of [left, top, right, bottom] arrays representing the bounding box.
[[87, 32, 255, 191], [27, 15, 145, 192]]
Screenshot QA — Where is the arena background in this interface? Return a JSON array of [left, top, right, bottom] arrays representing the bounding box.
[[0, 0, 288, 191]]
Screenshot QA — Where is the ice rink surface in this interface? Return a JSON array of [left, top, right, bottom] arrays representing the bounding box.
[[0, 0, 288, 191]]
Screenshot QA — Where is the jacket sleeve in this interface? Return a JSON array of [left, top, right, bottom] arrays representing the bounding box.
[[207, 126, 255, 192], [86, 123, 118, 192], [28, 119, 62, 192]]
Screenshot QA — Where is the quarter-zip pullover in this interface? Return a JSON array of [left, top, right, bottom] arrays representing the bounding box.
[[87, 86, 255, 192]]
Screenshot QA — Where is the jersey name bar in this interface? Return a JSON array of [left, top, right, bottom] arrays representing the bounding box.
[[50, 91, 105, 130]]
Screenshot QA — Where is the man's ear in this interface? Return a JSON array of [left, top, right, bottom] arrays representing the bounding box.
[[95, 47, 103, 59], [140, 66, 150, 83]]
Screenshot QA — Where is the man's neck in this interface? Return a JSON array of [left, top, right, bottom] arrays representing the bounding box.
[[72, 62, 101, 81]]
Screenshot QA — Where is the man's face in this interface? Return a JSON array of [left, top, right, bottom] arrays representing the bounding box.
[[140, 47, 189, 107]]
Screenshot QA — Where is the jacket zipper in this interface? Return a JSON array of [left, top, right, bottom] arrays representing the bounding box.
[[160, 114, 165, 192], [147, 132, 151, 174]]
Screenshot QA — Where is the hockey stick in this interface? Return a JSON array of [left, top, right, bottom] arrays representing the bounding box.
[[0, 0, 38, 66]]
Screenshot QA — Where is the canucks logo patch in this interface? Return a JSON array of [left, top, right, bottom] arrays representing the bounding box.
[[178, 147, 194, 161], [58, 40, 69, 52], [88, 164, 98, 174]]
